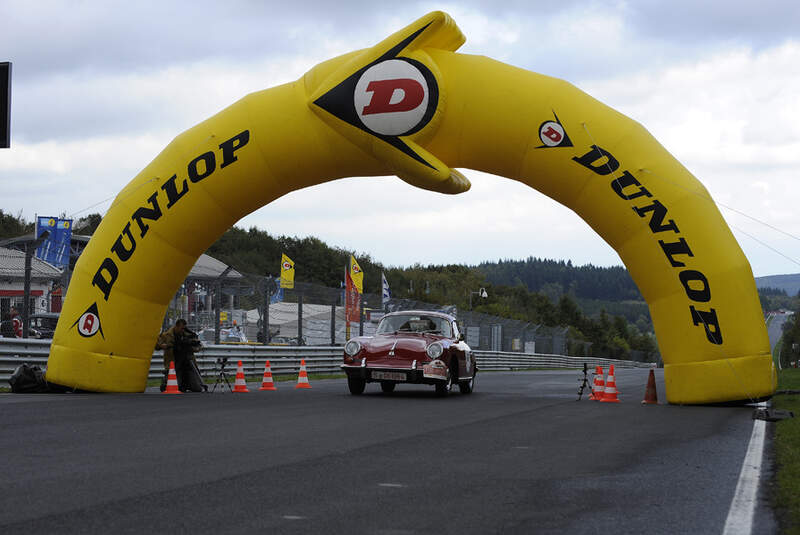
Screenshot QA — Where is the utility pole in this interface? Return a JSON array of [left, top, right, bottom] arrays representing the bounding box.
[[22, 230, 50, 338]]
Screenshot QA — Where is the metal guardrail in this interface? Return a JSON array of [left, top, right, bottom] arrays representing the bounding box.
[[0, 338, 655, 384], [472, 351, 656, 371]]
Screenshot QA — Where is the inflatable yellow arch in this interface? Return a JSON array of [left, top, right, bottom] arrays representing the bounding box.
[[46, 12, 775, 403]]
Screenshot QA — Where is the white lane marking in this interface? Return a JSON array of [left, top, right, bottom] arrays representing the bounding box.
[[378, 483, 405, 488], [283, 515, 306, 520], [723, 405, 767, 535]]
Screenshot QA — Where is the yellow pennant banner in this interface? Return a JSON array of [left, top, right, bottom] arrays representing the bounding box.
[[350, 255, 363, 294], [280, 253, 295, 289]]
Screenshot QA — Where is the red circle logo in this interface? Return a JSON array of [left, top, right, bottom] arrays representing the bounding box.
[[354, 59, 435, 136], [78, 312, 100, 337]]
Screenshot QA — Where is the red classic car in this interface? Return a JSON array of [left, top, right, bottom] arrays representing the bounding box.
[[341, 310, 476, 396]]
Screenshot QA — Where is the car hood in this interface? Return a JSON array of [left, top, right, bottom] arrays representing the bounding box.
[[358, 334, 449, 360]]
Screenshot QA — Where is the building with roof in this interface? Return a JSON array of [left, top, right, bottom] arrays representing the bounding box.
[[0, 246, 62, 318], [2, 229, 253, 334]]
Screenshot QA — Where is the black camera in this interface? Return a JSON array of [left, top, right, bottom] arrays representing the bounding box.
[[175, 329, 202, 355]]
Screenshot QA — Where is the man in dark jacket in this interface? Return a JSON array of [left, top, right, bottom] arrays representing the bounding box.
[[157, 319, 187, 374], [157, 319, 204, 392]]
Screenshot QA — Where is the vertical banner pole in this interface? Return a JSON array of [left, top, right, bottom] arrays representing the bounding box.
[[345, 265, 350, 342], [0, 62, 10, 149]]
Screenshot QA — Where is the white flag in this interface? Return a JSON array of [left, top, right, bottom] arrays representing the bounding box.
[[382, 272, 391, 306]]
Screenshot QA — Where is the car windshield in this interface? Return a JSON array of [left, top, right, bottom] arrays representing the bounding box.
[[377, 314, 452, 337]]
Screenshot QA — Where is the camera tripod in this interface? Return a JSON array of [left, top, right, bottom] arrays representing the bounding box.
[[576, 362, 592, 400], [211, 358, 233, 393]]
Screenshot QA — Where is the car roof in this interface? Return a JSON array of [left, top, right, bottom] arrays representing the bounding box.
[[383, 310, 456, 321]]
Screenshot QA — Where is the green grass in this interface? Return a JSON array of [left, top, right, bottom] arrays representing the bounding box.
[[773, 369, 800, 534]]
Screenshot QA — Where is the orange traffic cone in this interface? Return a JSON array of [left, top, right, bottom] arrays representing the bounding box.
[[163, 361, 182, 394], [600, 364, 621, 403], [259, 360, 277, 391], [233, 360, 250, 393], [642, 369, 658, 404], [295, 359, 312, 389], [589, 366, 605, 401]]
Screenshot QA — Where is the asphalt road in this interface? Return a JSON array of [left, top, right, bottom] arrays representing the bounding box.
[[0, 369, 776, 534], [767, 312, 790, 361]]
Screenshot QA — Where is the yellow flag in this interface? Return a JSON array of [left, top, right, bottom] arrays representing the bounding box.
[[349, 255, 363, 294], [280, 253, 295, 289]]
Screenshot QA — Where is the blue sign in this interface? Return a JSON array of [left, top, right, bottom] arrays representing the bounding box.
[[35, 216, 72, 268]]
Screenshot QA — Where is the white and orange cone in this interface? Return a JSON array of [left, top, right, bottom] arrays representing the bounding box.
[[589, 366, 604, 401], [600, 364, 620, 403], [163, 361, 181, 394], [259, 360, 277, 391], [233, 360, 250, 393], [295, 359, 311, 389], [642, 369, 658, 404]]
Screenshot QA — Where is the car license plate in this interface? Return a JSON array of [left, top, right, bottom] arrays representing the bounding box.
[[423, 365, 447, 379], [372, 371, 406, 381]]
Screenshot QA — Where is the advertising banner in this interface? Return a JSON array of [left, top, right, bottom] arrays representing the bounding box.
[[35, 216, 72, 268], [280, 253, 295, 289], [345, 270, 361, 325], [349, 255, 363, 294]]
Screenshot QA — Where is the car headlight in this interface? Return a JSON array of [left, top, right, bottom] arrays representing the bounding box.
[[345, 340, 362, 356], [426, 342, 444, 359]]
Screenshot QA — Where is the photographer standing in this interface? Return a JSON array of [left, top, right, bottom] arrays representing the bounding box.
[[157, 319, 205, 392]]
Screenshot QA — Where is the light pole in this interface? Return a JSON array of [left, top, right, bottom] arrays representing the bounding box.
[[469, 287, 488, 309]]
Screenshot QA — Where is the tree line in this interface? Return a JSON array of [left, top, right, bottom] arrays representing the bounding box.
[[206, 227, 659, 358], [1, 212, 664, 359]]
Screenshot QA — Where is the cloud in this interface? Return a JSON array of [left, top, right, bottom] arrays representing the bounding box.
[[624, 0, 800, 48], [579, 41, 800, 275], [2, 3, 798, 277]]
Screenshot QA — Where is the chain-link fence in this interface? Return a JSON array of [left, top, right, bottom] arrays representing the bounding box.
[[161, 267, 659, 363], [0, 244, 659, 362]]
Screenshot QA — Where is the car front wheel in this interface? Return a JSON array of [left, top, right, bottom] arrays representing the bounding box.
[[347, 376, 366, 395], [435, 368, 454, 397], [459, 373, 475, 394]]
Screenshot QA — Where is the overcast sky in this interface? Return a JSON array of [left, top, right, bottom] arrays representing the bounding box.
[[2, 1, 799, 277]]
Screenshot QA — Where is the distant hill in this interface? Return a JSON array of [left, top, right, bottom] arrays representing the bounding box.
[[755, 274, 800, 297], [476, 257, 642, 302]]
